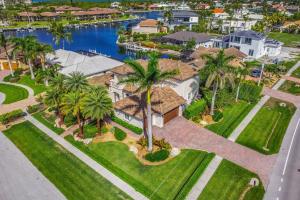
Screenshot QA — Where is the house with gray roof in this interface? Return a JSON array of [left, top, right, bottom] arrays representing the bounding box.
[[213, 30, 282, 59], [160, 10, 199, 30]]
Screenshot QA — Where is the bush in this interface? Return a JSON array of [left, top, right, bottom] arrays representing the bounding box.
[[144, 149, 170, 162], [137, 137, 147, 147], [111, 116, 143, 135], [114, 127, 127, 141], [212, 110, 223, 122], [64, 113, 77, 127], [153, 138, 171, 150], [27, 104, 44, 114], [183, 99, 207, 119], [238, 81, 262, 103], [0, 109, 25, 125]]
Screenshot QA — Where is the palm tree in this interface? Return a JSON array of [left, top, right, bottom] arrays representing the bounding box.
[[163, 9, 173, 25], [202, 50, 235, 115], [65, 71, 88, 93], [119, 53, 178, 151], [44, 88, 64, 126], [82, 86, 113, 134], [235, 66, 248, 102], [62, 92, 85, 138], [36, 43, 53, 70], [36, 67, 55, 87], [0, 33, 14, 77], [49, 21, 72, 49]]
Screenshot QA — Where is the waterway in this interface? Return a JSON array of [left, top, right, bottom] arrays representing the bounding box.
[[5, 11, 162, 61]]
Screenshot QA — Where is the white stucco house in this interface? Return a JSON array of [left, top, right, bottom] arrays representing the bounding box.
[[132, 19, 160, 34], [109, 59, 199, 128], [159, 10, 199, 30]]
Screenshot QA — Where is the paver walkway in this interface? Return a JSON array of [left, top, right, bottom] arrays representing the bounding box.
[[0, 132, 66, 200], [0, 81, 34, 96], [0, 97, 37, 115], [153, 117, 276, 187], [263, 87, 300, 107], [25, 114, 148, 200], [282, 75, 300, 84], [60, 124, 79, 138]]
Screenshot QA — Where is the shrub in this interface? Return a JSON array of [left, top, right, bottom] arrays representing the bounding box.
[[114, 127, 127, 141], [153, 138, 171, 150], [212, 110, 223, 122], [111, 116, 143, 135], [238, 81, 262, 103], [64, 113, 77, 127], [144, 149, 170, 162], [101, 126, 109, 134], [183, 99, 207, 119], [27, 104, 44, 114], [137, 137, 147, 147], [0, 109, 25, 125]]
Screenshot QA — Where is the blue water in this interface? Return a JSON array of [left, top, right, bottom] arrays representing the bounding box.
[[6, 11, 162, 61]]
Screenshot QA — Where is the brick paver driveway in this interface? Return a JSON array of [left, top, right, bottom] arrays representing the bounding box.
[[0, 70, 10, 81], [263, 87, 300, 107], [153, 117, 276, 187]]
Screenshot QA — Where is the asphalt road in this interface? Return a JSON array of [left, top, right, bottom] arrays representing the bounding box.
[[264, 109, 300, 200]]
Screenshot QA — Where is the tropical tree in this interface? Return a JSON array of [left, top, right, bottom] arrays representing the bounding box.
[[36, 67, 55, 86], [243, 14, 249, 30], [49, 21, 72, 49], [119, 53, 178, 151], [62, 92, 85, 138], [163, 9, 173, 25], [235, 66, 248, 102], [44, 88, 64, 126], [65, 71, 88, 93], [202, 50, 235, 115], [0, 33, 14, 76], [82, 86, 113, 134], [36, 43, 53, 70]]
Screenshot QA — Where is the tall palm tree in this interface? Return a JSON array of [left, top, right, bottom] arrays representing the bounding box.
[[163, 9, 173, 25], [62, 92, 85, 138], [0, 33, 14, 77], [36, 43, 53, 70], [82, 86, 113, 134], [44, 88, 64, 126], [65, 71, 88, 93], [49, 21, 72, 49], [119, 53, 178, 151], [202, 50, 235, 115], [235, 66, 248, 102]]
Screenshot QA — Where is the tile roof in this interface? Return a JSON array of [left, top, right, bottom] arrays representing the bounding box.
[[230, 30, 265, 40], [172, 10, 198, 17], [18, 12, 38, 17], [40, 12, 59, 17], [111, 59, 198, 81], [114, 86, 186, 118], [87, 73, 113, 87], [72, 9, 121, 16], [55, 6, 82, 12], [138, 19, 158, 27], [162, 31, 213, 44]]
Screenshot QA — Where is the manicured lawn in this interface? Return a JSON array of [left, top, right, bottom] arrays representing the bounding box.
[[237, 98, 296, 154], [66, 136, 214, 200], [198, 160, 265, 200], [206, 101, 255, 138], [279, 80, 300, 95], [32, 111, 65, 135], [292, 67, 300, 78], [0, 83, 28, 104], [3, 121, 131, 200], [268, 32, 300, 47], [18, 75, 46, 95]]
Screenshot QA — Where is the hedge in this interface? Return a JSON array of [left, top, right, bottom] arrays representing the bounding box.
[[144, 149, 170, 162], [27, 104, 44, 114], [238, 81, 262, 103], [114, 127, 127, 141], [111, 116, 143, 135], [0, 109, 25, 125], [183, 99, 207, 119]]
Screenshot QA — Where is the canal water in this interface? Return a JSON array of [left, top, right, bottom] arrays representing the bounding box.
[[6, 11, 162, 61]]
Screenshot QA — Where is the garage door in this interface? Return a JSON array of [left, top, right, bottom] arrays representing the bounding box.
[[163, 107, 179, 124]]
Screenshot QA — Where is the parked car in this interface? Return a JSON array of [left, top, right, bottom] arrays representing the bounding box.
[[251, 69, 262, 78]]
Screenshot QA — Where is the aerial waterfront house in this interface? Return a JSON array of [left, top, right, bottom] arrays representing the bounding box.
[[160, 10, 199, 30], [132, 19, 160, 34]]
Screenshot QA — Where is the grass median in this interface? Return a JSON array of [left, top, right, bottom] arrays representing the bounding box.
[[0, 83, 28, 104]]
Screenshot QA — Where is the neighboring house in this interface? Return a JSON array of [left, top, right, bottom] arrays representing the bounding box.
[[212, 30, 283, 59], [109, 59, 199, 128], [132, 19, 160, 34], [46, 49, 123, 77], [161, 31, 214, 48], [16, 12, 39, 22], [160, 10, 198, 30], [39, 12, 60, 21], [196, 3, 210, 10], [111, 2, 121, 8], [55, 6, 82, 13], [72, 9, 121, 20]]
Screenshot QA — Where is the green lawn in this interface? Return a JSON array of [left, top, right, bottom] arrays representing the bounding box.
[[268, 32, 300, 47], [32, 111, 65, 135], [66, 136, 214, 200], [237, 98, 296, 154], [198, 160, 265, 200], [279, 80, 300, 95], [292, 67, 300, 78], [3, 121, 131, 200], [0, 83, 28, 104], [18, 75, 46, 95], [206, 101, 255, 138]]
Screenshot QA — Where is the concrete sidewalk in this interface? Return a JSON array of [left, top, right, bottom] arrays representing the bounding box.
[[25, 114, 148, 200], [0, 132, 66, 200]]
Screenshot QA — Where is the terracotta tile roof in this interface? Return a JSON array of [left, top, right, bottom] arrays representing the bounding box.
[[40, 12, 59, 17], [114, 86, 186, 119], [138, 19, 158, 27], [123, 84, 139, 93], [111, 59, 198, 81], [18, 12, 38, 17], [72, 8, 120, 16], [213, 8, 224, 14], [87, 73, 113, 87], [283, 20, 300, 28]]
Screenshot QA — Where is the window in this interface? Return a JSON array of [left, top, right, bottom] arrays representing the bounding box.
[[245, 38, 252, 45], [125, 114, 131, 121], [248, 49, 254, 56], [234, 36, 241, 43]]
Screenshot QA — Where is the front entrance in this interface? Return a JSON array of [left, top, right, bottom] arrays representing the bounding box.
[[163, 107, 179, 125]]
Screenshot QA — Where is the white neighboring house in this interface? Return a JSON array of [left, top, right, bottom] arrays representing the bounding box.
[[160, 10, 198, 30], [213, 30, 283, 59], [132, 19, 160, 34], [111, 2, 121, 8], [109, 59, 199, 128], [46, 49, 124, 77]]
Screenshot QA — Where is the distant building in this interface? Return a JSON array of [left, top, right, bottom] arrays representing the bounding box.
[[111, 2, 121, 9], [132, 19, 160, 34], [160, 10, 199, 30]]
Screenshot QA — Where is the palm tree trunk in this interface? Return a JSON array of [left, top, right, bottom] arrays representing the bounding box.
[[96, 119, 101, 135], [146, 88, 153, 152], [210, 82, 218, 116], [77, 113, 84, 138], [5, 51, 14, 77], [235, 82, 240, 102], [28, 60, 35, 79]]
